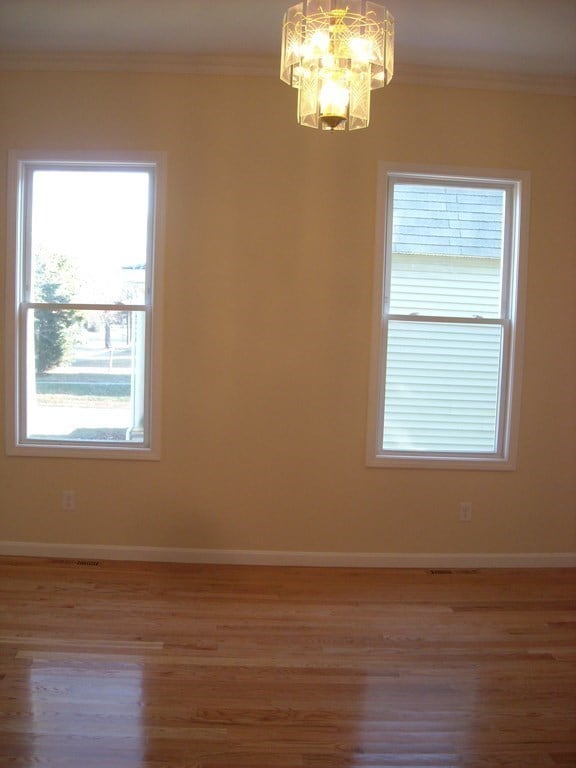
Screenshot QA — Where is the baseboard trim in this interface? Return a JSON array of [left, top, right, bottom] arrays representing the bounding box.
[[0, 541, 574, 568]]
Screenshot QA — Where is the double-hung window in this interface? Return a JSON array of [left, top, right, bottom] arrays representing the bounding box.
[[367, 165, 529, 469], [6, 151, 164, 458]]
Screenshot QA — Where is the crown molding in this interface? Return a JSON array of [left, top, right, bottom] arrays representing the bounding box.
[[0, 51, 278, 77], [0, 51, 574, 95], [396, 63, 576, 96]]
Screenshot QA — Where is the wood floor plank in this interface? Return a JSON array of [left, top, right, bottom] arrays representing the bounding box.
[[0, 556, 574, 767]]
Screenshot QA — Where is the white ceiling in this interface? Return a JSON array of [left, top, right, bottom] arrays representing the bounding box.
[[0, 0, 575, 78]]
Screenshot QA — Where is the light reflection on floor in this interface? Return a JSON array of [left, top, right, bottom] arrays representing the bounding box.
[[355, 665, 477, 764], [29, 658, 144, 765]]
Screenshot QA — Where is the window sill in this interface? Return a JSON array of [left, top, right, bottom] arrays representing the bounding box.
[[7, 442, 160, 461], [367, 453, 516, 471]]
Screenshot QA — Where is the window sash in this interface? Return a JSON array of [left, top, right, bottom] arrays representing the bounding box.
[[379, 316, 510, 458], [23, 162, 156, 307], [384, 177, 513, 320], [21, 306, 150, 446]]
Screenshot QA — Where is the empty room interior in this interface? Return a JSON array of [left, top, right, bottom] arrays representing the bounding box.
[[0, 0, 575, 765]]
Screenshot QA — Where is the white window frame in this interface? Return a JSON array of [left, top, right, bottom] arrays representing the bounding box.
[[5, 150, 165, 460], [366, 163, 530, 470]]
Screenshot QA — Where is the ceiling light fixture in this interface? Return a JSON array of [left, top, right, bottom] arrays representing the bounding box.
[[280, 0, 394, 131]]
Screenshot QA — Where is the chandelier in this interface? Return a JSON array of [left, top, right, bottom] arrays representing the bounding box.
[[280, 0, 394, 131]]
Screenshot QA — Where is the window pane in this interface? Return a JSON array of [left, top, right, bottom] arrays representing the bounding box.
[[382, 320, 503, 453], [389, 184, 505, 318], [27, 308, 146, 443], [31, 170, 150, 305]]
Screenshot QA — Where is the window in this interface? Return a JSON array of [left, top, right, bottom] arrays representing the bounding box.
[[367, 165, 529, 469], [6, 151, 164, 458]]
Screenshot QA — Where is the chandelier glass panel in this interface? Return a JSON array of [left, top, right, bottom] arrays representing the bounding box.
[[281, 0, 394, 131]]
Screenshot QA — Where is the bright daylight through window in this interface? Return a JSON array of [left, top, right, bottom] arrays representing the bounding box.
[[367, 165, 529, 469], [6, 152, 164, 458]]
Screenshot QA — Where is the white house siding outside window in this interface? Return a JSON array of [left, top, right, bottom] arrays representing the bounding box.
[[5, 151, 164, 459], [367, 165, 530, 469]]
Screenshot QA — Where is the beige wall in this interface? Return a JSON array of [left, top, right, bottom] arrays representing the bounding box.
[[0, 68, 575, 555]]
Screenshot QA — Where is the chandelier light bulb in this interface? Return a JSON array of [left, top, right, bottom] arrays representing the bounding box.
[[318, 71, 350, 130]]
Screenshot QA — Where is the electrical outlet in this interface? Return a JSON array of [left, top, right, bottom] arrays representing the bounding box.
[[459, 501, 472, 522], [62, 490, 75, 511]]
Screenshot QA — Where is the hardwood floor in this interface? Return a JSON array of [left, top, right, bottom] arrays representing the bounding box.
[[0, 556, 574, 767]]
